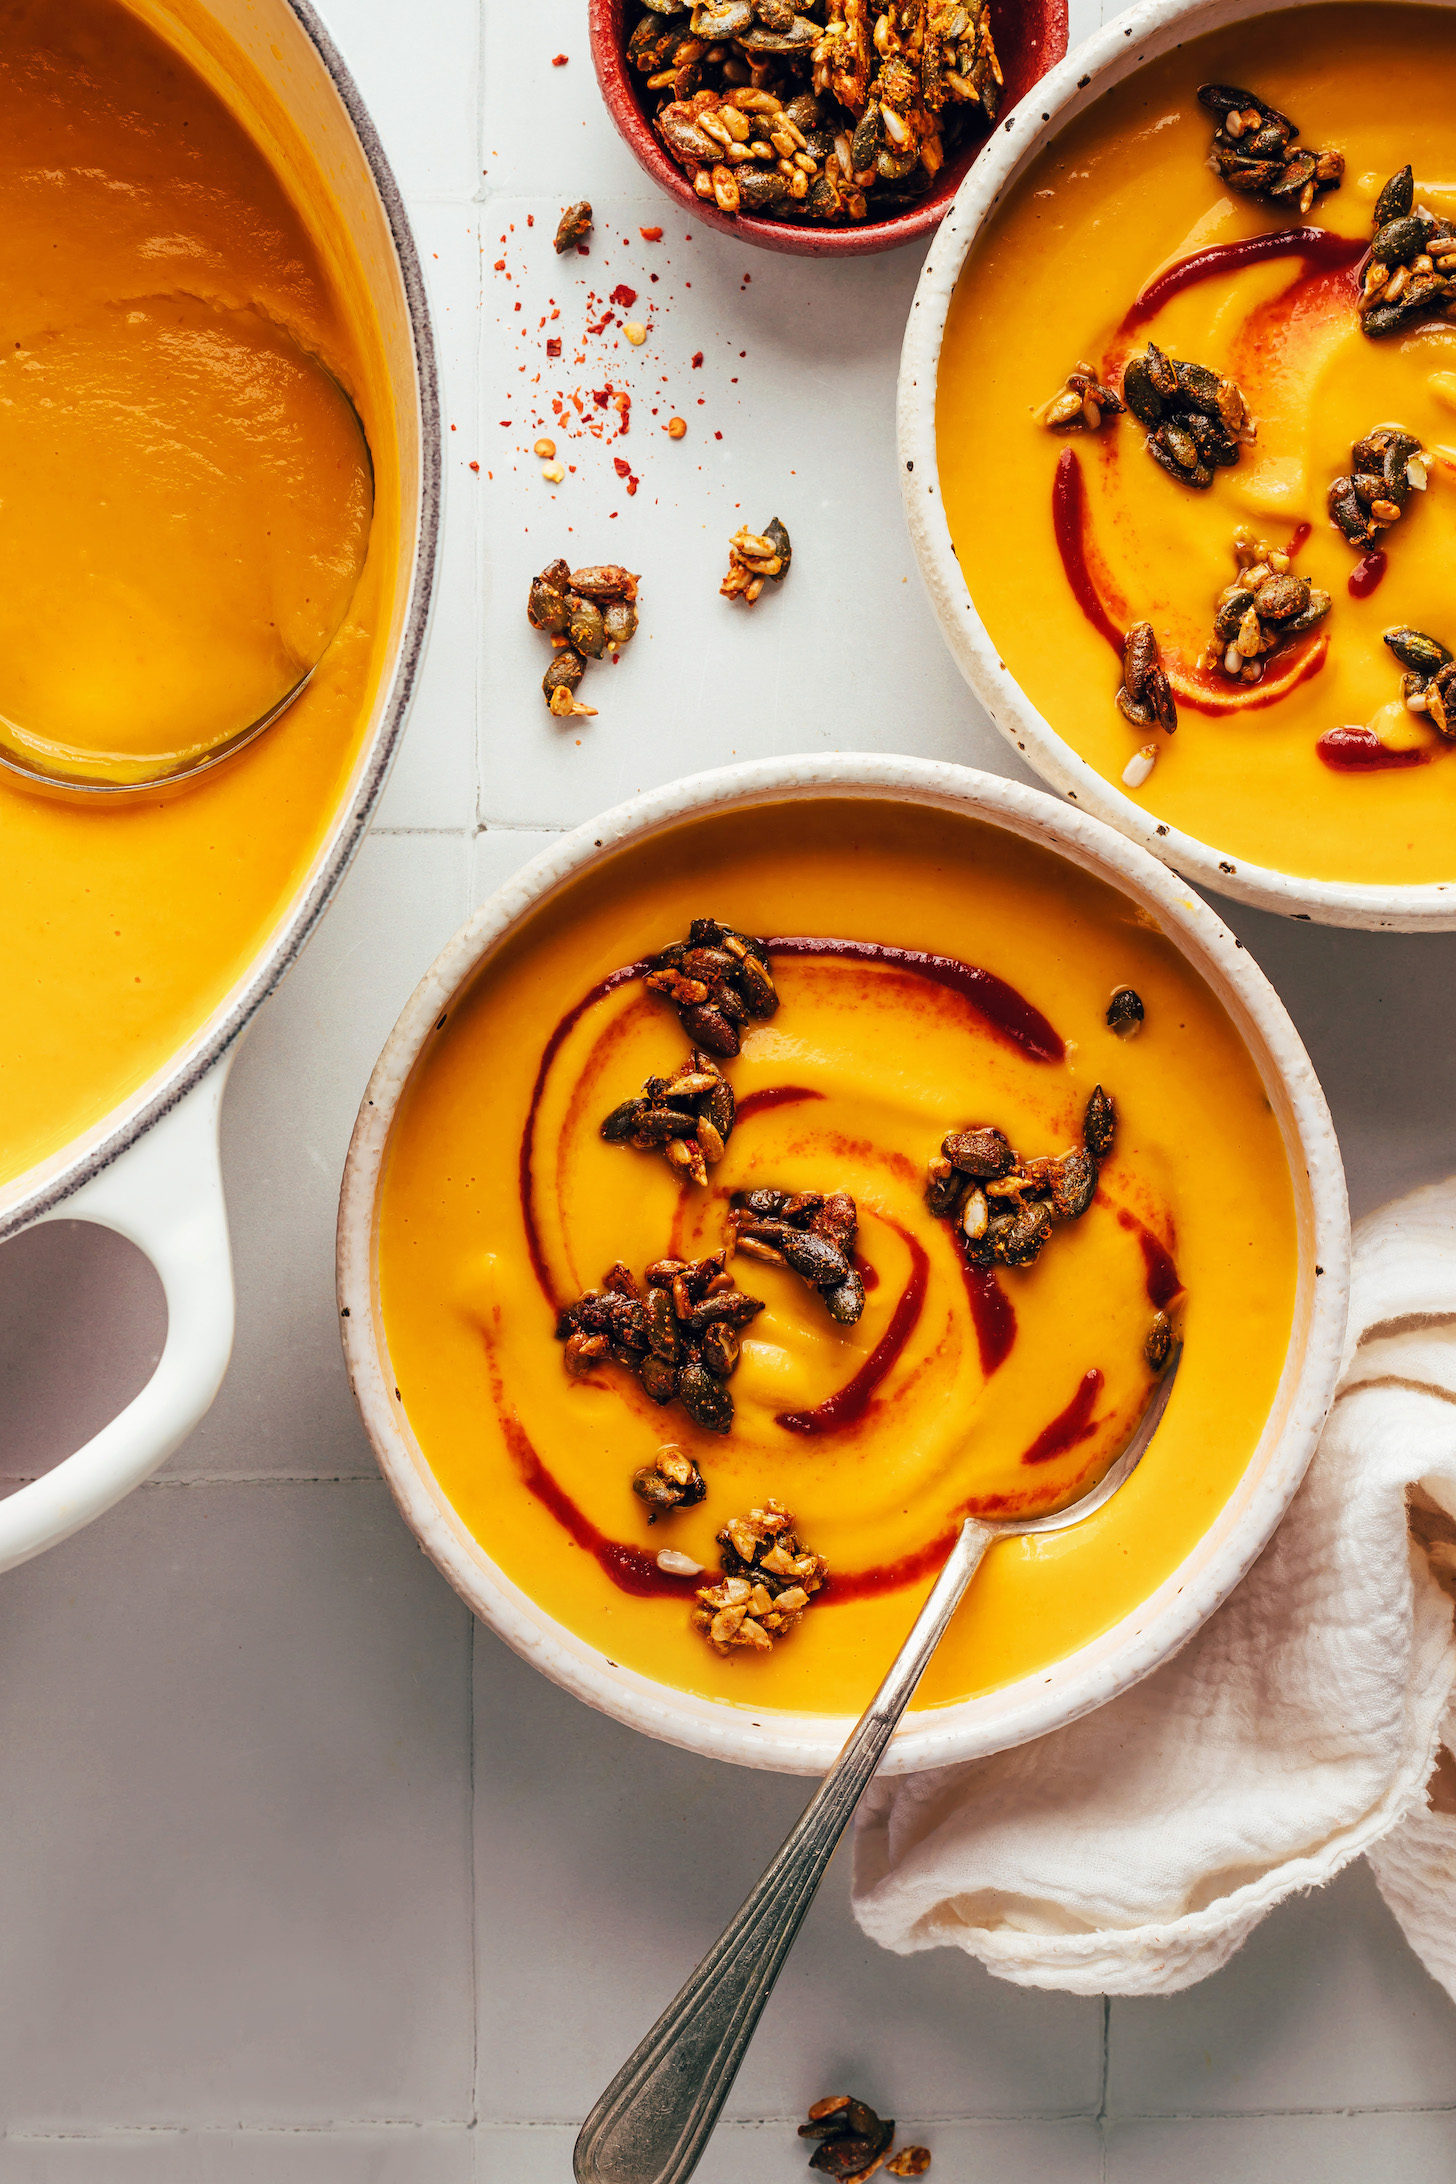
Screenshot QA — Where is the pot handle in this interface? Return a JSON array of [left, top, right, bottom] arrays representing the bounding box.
[[0, 1055, 236, 1573]]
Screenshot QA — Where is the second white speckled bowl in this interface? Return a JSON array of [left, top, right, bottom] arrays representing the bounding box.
[[898, 0, 1456, 931], [337, 754, 1349, 1776]]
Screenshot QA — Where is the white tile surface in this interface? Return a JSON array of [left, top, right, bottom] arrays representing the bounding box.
[[1108, 1862, 1456, 2114], [0, 1482, 473, 2129], [473, 2119, 1102, 2184], [4, 0, 1456, 2170], [1105, 2111, 1456, 2184], [1, 2133, 474, 2184], [314, 0, 481, 201], [473, 1628, 1102, 2128]]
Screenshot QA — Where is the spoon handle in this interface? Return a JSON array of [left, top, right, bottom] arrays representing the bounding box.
[[573, 1516, 995, 2184]]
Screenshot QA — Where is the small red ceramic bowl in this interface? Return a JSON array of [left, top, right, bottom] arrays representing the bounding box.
[[589, 0, 1069, 258]]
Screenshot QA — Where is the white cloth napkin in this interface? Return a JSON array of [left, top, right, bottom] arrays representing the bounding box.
[[852, 1177, 1456, 1999]]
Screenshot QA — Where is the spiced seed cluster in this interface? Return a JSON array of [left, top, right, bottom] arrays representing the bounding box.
[[1117, 622, 1178, 734], [721, 515, 792, 603], [1206, 530, 1331, 684], [1197, 82, 1343, 214], [1358, 165, 1456, 339], [800, 2093, 930, 2181], [924, 1089, 1115, 1271], [646, 917, 779, 1055], [629, 0, 1003, 226], [1039, 360, 1124, 434], [528, 560, 640, 718], [1385, 627, 1456, 737], [553, 201, 593, 253], [692, 1498, 827, 1654], [631, 1441, 707, 1517], [1122, 341, 1254, 490], [601, 1048, 737, 1187], [1328, 425, 1431, 549], [556, 1252, 764, 1432], [729, 1186, 866, 1323]]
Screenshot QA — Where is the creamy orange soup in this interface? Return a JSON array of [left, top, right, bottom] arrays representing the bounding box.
[[0, 0, 396, 1185], [939, 3, 1456, 885], [378, 803, 1299, 1718]]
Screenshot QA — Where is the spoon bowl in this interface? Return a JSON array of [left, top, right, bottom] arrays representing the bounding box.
[[0, 295, 373, 795]]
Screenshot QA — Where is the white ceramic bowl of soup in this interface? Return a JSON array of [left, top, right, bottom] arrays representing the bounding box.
[[338, 753, 1349, 1776], [899, 0, 1456, 930]]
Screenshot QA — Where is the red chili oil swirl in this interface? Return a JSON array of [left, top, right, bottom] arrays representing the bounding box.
[[959, 1258, 1017, 1376], [500, 1411, 698, 1600], [520, 947, 1064, 1304], [1054, 447, 1125, 657], [766, 936, 1064, 1065], [1055, 445, 1327, 713], [1317, 726, 1429, 773], [824, 1526, 961, 1605], [1119, 226, 1365, 333], [733, 1084, 824, 1124], [777, 1226, 929, 1435], [519, 958, 651, 1304], [1115, 1207, 1183, 1308], [1348, 550, 1387, 599], [1022, 1367, 1104, 1464]]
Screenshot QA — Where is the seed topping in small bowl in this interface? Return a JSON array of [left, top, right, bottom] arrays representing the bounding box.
[[626, 0, 1004, 227]]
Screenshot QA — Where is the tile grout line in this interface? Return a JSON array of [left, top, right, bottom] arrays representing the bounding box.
[[17, 2100, 1456, 2141], [1098, 1995, 1110, 2180]]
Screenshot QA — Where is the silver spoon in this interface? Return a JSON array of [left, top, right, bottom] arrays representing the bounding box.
[[574, 1344, 1183, 2184]]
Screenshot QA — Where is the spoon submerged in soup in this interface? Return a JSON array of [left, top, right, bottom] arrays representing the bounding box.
[[0, 293, 373, 791]]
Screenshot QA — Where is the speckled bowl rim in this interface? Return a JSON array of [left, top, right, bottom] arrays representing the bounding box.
[[337, 754, 1349, 1777], [898, 0, 1456, 932]]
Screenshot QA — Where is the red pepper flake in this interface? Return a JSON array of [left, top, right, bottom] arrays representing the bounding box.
[[493, 258, 506, 271], [546, 338, 562, 358], [714, 431, 722, 440], [593, 387, 612, 408], [614, 457, 632, 478], [610, 284, 638, 308], [639, 226, 664, 241], [469, 461, 480, 472], [552, 52, 569, 65], [691, 351, 704, 368]]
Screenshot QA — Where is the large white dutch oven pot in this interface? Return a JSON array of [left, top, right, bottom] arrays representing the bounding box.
[[0, 0, 438, 1571], [899, 0, 1456, 932], [338, 755, 1350, 1775]]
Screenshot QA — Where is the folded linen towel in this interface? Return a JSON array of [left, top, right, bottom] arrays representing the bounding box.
[[853, 1177, 1456, 1999]]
